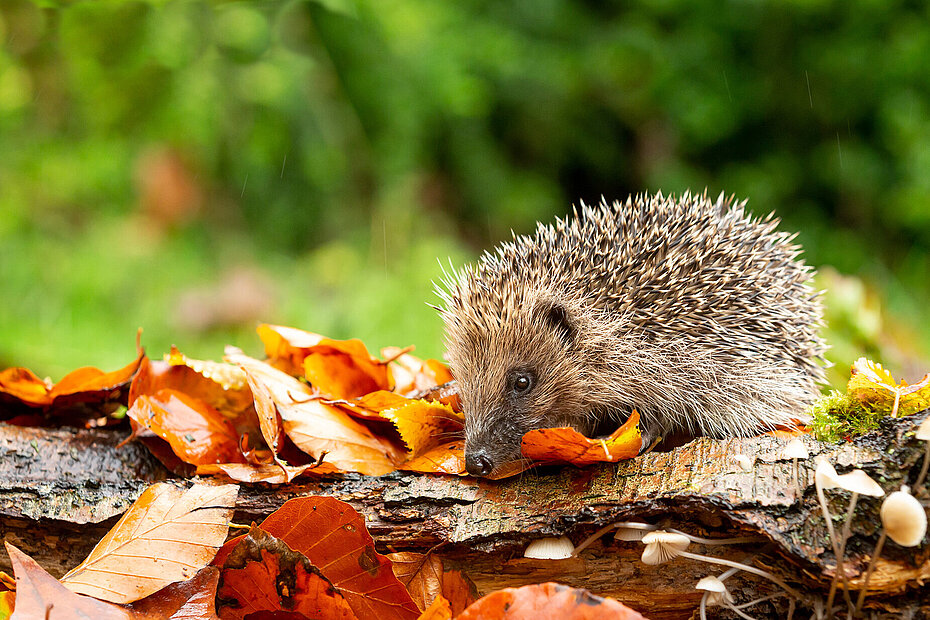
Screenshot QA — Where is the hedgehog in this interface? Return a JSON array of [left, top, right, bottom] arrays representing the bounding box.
[[435, 191, 827, 478]]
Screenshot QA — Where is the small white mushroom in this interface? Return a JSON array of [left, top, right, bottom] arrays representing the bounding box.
[[641, 531, 690, 565], [826, 468, 885, 613], [640, 531, 803, 601], [695, 575, 734, 620], [523, 535, 575, 560], [855, 486, 928, 614], [814, 457, 844, 597], [733, 453, 755, 472], [782, 438, 809, 498], [915, 416, 930, 488], [572, 521, 660, 557]]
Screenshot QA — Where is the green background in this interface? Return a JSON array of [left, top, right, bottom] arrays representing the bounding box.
[[1, 0, 929, 388]]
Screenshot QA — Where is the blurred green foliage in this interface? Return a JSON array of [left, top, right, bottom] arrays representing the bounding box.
[[1, 0, 929, 382]]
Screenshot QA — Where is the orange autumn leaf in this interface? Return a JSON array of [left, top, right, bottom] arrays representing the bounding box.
[[130, 354, 253, 420], [0, 347, 144, 413], [520, 411, 642, 468], [400, 441, 466, 476], [257, 323, 394, 397], [228, 352, 402, 476], [0, 591, 12, 619], [60, 482, 238, 604], [127, 390, 245, 466], [387, 552, 475, 616], [5, 543, 137, 620], [259, 497, 420, 620], [457, 583, 647, 620], [416, 596, 453, 620], [382, 347, 453, 395], [216, 527, 358, 620]]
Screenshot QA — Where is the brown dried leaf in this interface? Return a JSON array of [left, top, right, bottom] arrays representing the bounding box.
[[387, 553, 474, 615], [60, 482, 238, 604]]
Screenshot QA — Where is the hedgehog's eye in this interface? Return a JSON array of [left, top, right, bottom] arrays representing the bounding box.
[[512, 372, 534, 395]]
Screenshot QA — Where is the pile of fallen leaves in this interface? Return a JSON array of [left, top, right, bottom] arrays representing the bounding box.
[[0, 324, 645, 619], [0, 484, 645, 619], [0, 324, 641, 483]]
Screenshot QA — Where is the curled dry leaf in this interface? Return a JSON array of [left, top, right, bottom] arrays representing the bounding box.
[[259, 497, 421, 620], [257, 323, 394, 398], [382, 347, 453, 395], [228, 351, 402, 476], [387, 552, 475, 615], [60, 482, 238, 604], [196, 461, 336, 484], [848, 357, 930, 417], [456, 583, 647, 620], [216, 527, 357, 620], [5, 543, 135, 620], [0, 346, 144, 416], [520, 411, 642, 468], [222, 350, 286, 460]]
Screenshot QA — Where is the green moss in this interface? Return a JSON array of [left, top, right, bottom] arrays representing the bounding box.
[[808, 390, 885, 443]]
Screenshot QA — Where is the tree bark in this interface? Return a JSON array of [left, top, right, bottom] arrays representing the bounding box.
[[1, 416, 928, 619]]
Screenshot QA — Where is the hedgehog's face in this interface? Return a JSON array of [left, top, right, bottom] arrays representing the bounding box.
[[446, 298, 589, 477]]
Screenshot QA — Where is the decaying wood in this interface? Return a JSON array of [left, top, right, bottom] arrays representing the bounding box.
[[1, 415, 928, 619]]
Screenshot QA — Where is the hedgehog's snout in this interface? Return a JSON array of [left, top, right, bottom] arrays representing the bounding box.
[[464, 448, 494, 477]]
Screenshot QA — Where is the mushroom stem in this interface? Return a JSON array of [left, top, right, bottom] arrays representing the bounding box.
[[916, 442, 930, 489], [572, 521, 658, 557], [854, 531, 887, 615], [815, 472, 843, 619], [826, 492, 859, 613], [677, 550, 804, 600]]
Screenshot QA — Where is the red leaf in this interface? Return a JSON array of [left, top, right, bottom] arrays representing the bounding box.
[[259, 497, 420, 620], [216, 527, 358, 620]]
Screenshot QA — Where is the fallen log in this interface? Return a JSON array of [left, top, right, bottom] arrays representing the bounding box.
[[1, 415, 928, 619]]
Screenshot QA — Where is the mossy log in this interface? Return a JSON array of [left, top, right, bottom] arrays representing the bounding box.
[[1, 415, 928, 619]]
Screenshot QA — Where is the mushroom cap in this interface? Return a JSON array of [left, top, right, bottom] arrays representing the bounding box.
[[783, 438, 809, 460], [695, 576, 727, 593], [523, 535, 575, 560], [815, 457, 841, 490], [641, 531, 690, 565], [917, 416, 930, 441], [834, 469, 885, 497], [614, 527, 648, 542], [881, 488, 927, 547], [733, 454, 755, 472]]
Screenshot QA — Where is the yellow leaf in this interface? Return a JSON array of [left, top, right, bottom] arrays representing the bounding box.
[[60, 482, 238, 604], [848, 357, 930, 417]]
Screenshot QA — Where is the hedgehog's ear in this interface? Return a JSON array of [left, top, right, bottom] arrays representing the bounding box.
[[536, 300, 575, 345]]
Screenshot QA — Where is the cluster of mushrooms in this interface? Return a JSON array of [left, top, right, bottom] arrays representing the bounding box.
[[521, 416, 930, 619]]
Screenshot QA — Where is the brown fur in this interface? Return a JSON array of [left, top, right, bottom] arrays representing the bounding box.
[[436, 191, 827, 477]]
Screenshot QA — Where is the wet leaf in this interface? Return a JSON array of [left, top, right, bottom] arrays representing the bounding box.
[[224, 350, 289, 462], [847, 357, 930, 417], [259, 497, 420, 620], [228, 352, 401, 476], [519, 411, 642, 468], [216, 527, 358, 620], [456, 583, 647, 620], [60, 482, 238, 604], [387, 552, 474, 615], [5, 543, 136, 620], [126, 391, 245, 466]]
